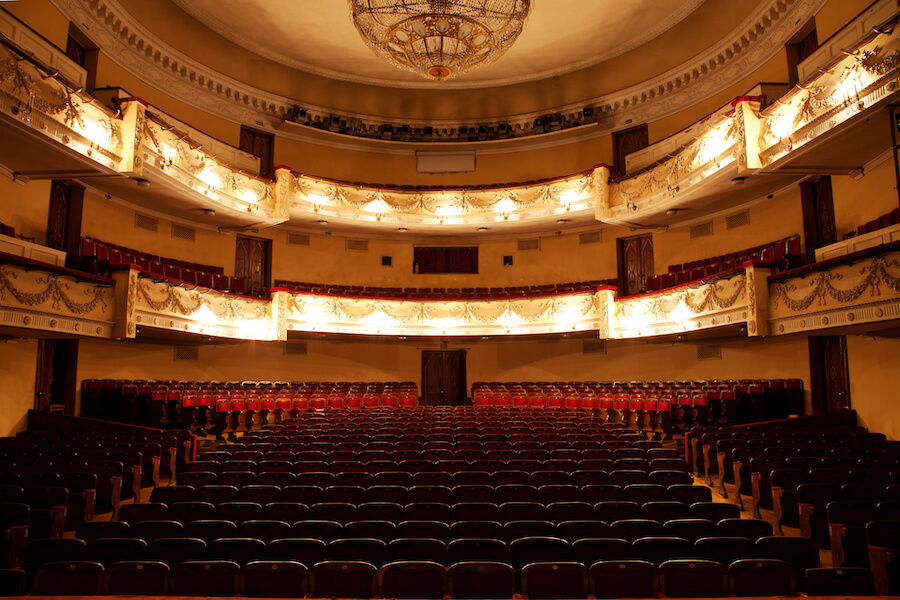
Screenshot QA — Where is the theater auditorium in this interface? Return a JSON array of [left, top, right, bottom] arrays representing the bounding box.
[[1, 0, 899, 597]]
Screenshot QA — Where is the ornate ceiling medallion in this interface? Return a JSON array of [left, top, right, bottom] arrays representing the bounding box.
[[350, 0, 532, 81]]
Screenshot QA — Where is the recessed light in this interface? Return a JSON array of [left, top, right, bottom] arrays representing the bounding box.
[[202, 208, 216, 216], [476, 227, 489, 232], [397, 227, 408, 232], [556, 219, 568, 225], [316, 220, 328, 225]]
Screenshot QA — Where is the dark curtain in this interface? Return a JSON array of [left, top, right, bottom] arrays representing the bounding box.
[[415, 247, 478, 274]]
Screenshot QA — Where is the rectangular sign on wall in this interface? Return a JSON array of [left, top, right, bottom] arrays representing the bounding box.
[[416, 152, 476, 173]]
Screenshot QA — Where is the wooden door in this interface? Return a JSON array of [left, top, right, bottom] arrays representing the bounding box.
[[613, 124, 649, 177], [421, 350, 466, 405], [35, 339, 78, 415], [822, 335, 851, 412], [618, 234, 654, 297], [235, 235, 271, 296], [808, 335, 851, 414], [801, 176, 836, 263], [239, 126, 274, 177]]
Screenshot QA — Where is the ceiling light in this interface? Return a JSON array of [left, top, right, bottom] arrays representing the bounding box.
[[317, 219, 328, 225], [397, 227, 409, 232], [666, 209, 679, 215], [556, 219, 568, 225], [476, 227, 489, 232], [350, 0, 532, 81]]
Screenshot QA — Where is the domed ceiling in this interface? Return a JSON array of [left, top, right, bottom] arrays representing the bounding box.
[[166, 0, 706, 89]]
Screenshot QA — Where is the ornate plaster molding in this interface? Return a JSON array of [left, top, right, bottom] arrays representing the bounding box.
[[0, 263, 116, 338], [612, 269, 756, 339], [48, 0, 825, 141], [768, 250, 900, 335]]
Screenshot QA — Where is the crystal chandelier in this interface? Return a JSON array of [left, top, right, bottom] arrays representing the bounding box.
[[351, 0, 532, 81]]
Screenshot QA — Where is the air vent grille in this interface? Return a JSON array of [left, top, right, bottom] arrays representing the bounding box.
[[697, 344, 722, 360], [690, 222, 713, 239], [579, 231, 601, 245], [134, 213, 158, 232], [283, 342, 307, 355], [287, 233, 310, 246], [726, 210, 751, 230], [174, 346, 199, 361], [171, 223, 196, 241], [583, 339, 607, 354], [347, 239, 368, 251], [518, 239, 541, 251]]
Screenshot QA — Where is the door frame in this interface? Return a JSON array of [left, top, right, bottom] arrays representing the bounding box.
[[421, 349, 467, 406]]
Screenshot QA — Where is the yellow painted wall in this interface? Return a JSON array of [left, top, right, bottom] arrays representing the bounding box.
[[0, 176, 51, 243], [80, 190, 239, 275], [815, 0, 878, 43], [0, 339, 38, 437], [845, 334, 900, 441], [2, 1, 70, 50], [831, 158, 899, 239]]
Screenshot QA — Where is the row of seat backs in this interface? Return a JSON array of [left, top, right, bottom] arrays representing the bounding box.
[[22, 556, 856, 598]]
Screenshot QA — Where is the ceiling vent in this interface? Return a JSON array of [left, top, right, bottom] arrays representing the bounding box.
[[579, 231, 601, 245], [696, 344, 722, 360], [134, 213, 159, 232], [690, 222, 713, 239], [347, 239, 369, 251], [583, 339, 607, 354], [517, 238, 541, 251], [283, 342, 307, 355], [726, 210, 751, 230], [173, 346, 199, 361], [287, 233, 310, 246], [172, 223, 196, 242]]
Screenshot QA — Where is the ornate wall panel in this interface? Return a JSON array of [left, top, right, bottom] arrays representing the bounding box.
[[768, 249, 900, 335], [282, 289, 609, 338], [611, 268, 764, 339], [0, 45, 123, 172], [125, 270, 277, 341], [758, 17, 900, 168], [0, 262, 115, 337]]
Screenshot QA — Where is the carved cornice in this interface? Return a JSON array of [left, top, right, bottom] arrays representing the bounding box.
[[48, 0, 824, 141]]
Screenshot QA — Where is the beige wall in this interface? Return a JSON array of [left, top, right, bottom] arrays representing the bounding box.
[[0, 339, 38, 437], [0, 177, 51, 244], [814, 0, 877, 44], [2, 1, 70, 49], [648, 190, 806, 275], [845, 334, 900, 441], [81, 190, 240, 275], [831, 158, 899, 239]]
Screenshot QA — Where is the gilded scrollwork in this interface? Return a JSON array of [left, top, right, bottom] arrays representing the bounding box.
[[611, 115, 737, 207], [0, 265, 109, 315], [681, 274, 747, 314], [772, 257, 900, 312], [284, 290, 602, 334], [137, 278, 270, 322], [288, 169, 592, 219]]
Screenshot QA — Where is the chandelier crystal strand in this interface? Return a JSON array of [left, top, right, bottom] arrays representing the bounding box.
[[351, 0, 532, 81]]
